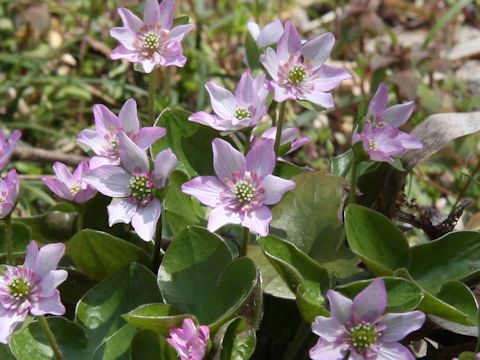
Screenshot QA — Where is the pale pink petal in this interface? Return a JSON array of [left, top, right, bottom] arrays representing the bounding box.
[[260, 48, 280, 81], [396, 132, 422, 150], [52, 162, 73, 186], [301, 32, 335, 69], [189, 112, 219, 128], [135, 127, 167, 149], [141, 58, 157, 73], [247, 21, 260, 40], [153, 148, 177, 186], [23, 241, 39, 269], [376, 342, 415, 360], [42, 177, 74, 201], [0, 307, 26, 344], [118, 8, 143, 32], [117, 132, 150, 174], [383, 101, 415, 127], [157, 0, 175, 29], [352, 278, 387, 323], [212, 139, 246, 181], [118, 98, 140, 134], [89, 156, 120, 169], [110, 45, 139, 61], [207, 206, 242, 232], [30, 292, 65, 316], [181, 176, 225, 207], [300, 90, 334, 109], [33, 243, 65, 277], [0, 203, 14, 219], [144, 0, 161, 26], [93, 104, 119, 135], [311, 316, 344, 342], [131, 198, 162, 241], [309, 338, 345, 360], [73, 187, 97, 204], [246, 139, 275, 179], [241, 206, 271, 236], [255, 19, 283, 48], [205, 82, 236, 119], [380, 311, 425, 342], [38, 270, 68, 297], [288, 136, 310, 153], [72, 160, 89, 180], [368, 82, 389, 118], [169, 24, 195, 42], [262, 175, 295, 205], [110, 27, 137, 50], [107, 199, 137, 226], [313, 65, 351, 92], [277, 21, 302, 59], [83, 165, 131, 197], [327, 290, 353, 324], [77, 129, 106, 155], [235, 72, 255, 105], [271, 82, 296, 102]]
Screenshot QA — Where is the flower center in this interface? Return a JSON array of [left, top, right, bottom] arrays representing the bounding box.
[[143, 31, 161, 51], [70, 184, 81, 196], [233, 108, 251, 121], [129, 175, 153, 202], [233, 181, 255, 203], [8, 278, 31, 301], [350, 323, 379, 351], [369, 139, 376, 150], [288, 65, 307, 84]]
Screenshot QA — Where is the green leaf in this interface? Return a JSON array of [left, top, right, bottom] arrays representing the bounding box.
[[409, 231, 480, 293], [0, 222, 31, 263], [214, 317, 256, 360], [173, 15, 190, 26], [273, 160, 305, 180], [91, 324, 138, 360], [336, 277, 424, 313], [344, 204, 410, 275], [296, 283, 328, 323], [456, 352, 478, 360], [155, 109, 220, 177], [0, 344, 14, 360], [67, 229, 150, 281], [10, 317, 89, 360], [76, 263, 162, 352], [259, 235, 329, 295], [271, 172, 360, 279], [19, 210, 76, 243], [158, 226, 257, 328], [123, 303, 192, 337], [130, 330, 178, 360], [163, 170, 205, 236]]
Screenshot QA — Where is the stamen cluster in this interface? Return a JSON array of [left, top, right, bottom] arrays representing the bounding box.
[[288, 65, 307, 84], [8, 278, 31, 301], [350, 322, 379, 351], [233, 180, 255, 203], [143, 31, 161, 51], [129, 175, 153, 202], [233, 108, 251, 121]]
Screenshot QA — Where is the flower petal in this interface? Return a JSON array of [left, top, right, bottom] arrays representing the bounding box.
[[118, 98, 140, 134], [0, 306, 26, 344], [313, 65, 351, 92], [39, 270, 68, 297], [157, 0, 175, 29], [118, 8, 143, 32], [260, 48, 280, 81], [241, 205, 272, 236], [396, 132, 422, 150], [135, 127, 167, 149], [212, 138, 246, 181], [380, 311, 426, 342], [117, 132, 150, 174], [77, 129, 106, 155], [153, 148, 177, 187], [107, 199, 137, 226], [255, 19, 283, 48], [181, 176, 224, 207], [52, 162, 73, 186], [33, 243, 65, 277], [89, 156, 120, 169], [83, 165, 131, 197], [207, 205, 242, 232], [352, 278, 387, 323], [383, 101, 415, 127], [110, 27, 137, 50], [23, 241, 39, 269], [277, 21, 302, 59], [301, 32, 335, 69], [262, 175, 295, 205], [368, 82, 389, 119], [144, 0, 161, 26], [205, 82, 236, 119], [327, 290, 353, 324], [132, 198, 162, 241], [30, 291, 65, 316], [311, 316, 344, 342], [169, 24, 195, 42], [246, 139, 275, 179], [375, 342, 415, 360], [309, 338, 345, 360], [93, 104, 119, 135], [299, 90, 334, 109], [42, 177, 74, 201]]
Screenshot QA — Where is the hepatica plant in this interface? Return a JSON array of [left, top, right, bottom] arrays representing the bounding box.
[[3, 0, 480, 359]]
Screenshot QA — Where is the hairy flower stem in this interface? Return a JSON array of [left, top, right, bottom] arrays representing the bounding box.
[[240, 227, 249, 257], [38, 316, 64, 360], [148, 70, 157, 125], [274, 101, 286, 156], [4, 215, 13, 265], [152, 216, 163, 273], [349, 156, 359, 204]]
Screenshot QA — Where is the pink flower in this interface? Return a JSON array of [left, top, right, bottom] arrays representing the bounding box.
[[77, 99, 166, 169], [252, 127, 310, 155], [0, 241, 67, 344], [247, 19, 284, 48], [83, 132, 177, 241], [260, 21, 351, 108], [167, 318, 210, 360], [310, 279, 425, 360], [0, 169, 19, 219], [110, 0, 195, 72], [42, 161, 97, 204], [0, 130, 21, 171], [189, 72, 269, 131], [182, 138, 295, 236]]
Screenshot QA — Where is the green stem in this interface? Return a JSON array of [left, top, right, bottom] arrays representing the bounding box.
[[152, 214, 163, 273], [148, 70, 157, 125], [38, 316, 63, 360], [5, 216, 13, 265], [274, 101, 286, 156], [349, 156, 359, 204], [240, 227, 249, 257], [452, 161, 480, 210]]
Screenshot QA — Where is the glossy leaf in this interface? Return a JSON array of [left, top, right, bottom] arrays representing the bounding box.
[[0, 222, 31, 263], [91, 324, 138, 360], [130, 330, 178, 360]]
